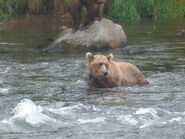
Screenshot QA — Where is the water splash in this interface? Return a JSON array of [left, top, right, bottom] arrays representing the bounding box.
[[117, 108, 185, 129], [117, 115, 139, 125], [77, 117, 106, 124], [0, 99, 59, 132], [0, 88, 9, 94], [48, 103, 88, 115]]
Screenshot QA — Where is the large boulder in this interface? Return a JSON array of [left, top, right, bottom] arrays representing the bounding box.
[[46, 18, 127, 52]]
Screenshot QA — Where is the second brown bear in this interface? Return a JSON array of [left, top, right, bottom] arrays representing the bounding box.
[[69, 0, 106, 31]]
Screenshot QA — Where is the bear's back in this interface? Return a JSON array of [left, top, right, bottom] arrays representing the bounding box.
[[108, 61, 149, 87]]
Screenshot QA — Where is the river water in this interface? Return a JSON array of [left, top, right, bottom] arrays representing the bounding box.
[[0, 17, 185, 139]]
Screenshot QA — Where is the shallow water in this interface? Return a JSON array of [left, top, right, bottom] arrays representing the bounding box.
[[0, 17, 185, 139]]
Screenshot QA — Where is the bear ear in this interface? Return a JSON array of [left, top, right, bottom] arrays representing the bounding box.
[[86, 52, 94, 62], [106, 53, 113, 61]]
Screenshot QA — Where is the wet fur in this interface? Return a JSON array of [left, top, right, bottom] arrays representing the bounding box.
[[86, 53, 149, 88]]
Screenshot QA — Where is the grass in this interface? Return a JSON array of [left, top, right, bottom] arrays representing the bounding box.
[[0, 0, 185, 20], [0, 0, 14, 20], [107, 0, 185, 19], [0, 0, 67, 20]]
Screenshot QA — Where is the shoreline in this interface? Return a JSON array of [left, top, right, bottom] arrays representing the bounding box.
[[0, 14, 70, 25]]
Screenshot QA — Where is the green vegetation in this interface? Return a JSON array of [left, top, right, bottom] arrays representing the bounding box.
[[0, 0, 14, 20], [0, 0, 68, 20], [0, 0, 185, 20], [107, 0, 185, 19]]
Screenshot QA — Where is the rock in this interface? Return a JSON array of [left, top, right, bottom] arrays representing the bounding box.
[[180, 29, 185, 36], [46, 18, 127, 52], [176, 29, 185, 37]]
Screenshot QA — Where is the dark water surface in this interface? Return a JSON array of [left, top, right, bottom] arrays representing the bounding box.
[[0, 17, 185, 139]]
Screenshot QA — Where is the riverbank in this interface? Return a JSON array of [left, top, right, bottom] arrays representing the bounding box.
[[107, 0, 185, 19], [0, 14, 70, 25], [0, 0, 184, 21]]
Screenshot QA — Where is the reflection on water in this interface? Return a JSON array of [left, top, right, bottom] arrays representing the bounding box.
[[0, 16, 185, 138]]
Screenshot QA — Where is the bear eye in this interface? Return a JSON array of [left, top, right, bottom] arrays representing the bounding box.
[[99, 63, 103, 66]]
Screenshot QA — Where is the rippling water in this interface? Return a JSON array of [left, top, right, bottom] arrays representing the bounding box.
[[0, 17, 185, 138]]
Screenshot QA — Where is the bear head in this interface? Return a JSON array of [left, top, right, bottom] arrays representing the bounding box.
[[86, 52, 113, 78]]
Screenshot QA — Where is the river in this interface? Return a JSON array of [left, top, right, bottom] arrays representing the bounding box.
[[0, 16, 185, 139]]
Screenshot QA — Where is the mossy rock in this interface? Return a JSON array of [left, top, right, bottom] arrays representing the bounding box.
[[46, 18, 127, 52]]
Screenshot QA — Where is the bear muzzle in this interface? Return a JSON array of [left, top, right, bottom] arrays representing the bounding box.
[[103, 71, 108, 76]]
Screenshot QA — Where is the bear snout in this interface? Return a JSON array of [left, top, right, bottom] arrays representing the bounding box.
[[103, 71, 108, 76], [99, 64, 108, 77]]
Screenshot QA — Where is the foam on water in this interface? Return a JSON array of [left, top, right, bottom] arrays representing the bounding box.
[[117, 108, 185, 129], [1, 100, 185, 135], [0, 42, 24, 45], [0, 88, 9, 94], [135, 108, 158, 117], [0, 67, 11, 74], [48, 103, 101, 116], [0, 99, 104, 133], [0, 99, 59, 132], [117, 115, 139, 125], [77, 117, 106, 124], [48, 103, 87, 115], [168, 117, 182, 123]]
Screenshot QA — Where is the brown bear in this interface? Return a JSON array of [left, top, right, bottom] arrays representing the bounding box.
[[85, 52, 149, 88], [69, 0, 106, 31]]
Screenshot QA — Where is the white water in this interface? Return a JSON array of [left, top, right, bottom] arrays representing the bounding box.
[[1, 98, 185, 135], [0, 99, 60, 133], [0, 18, 185, 139]]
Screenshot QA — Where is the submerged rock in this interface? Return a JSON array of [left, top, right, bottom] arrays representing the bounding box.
[[177, 29, 185, 36], [46, 18, 127, 52]]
